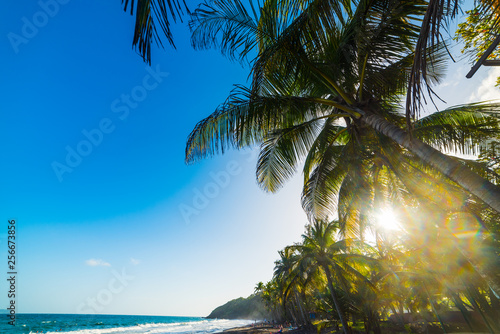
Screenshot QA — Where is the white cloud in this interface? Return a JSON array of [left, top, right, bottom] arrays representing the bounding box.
[[85, 258, 111, 267], [130, 258, 141, 265], [467, 67, 500, 103]]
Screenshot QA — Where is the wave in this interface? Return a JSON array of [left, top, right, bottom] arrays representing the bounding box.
[[35, 318, 253, 334]]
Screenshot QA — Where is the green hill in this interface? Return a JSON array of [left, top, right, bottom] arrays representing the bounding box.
[[206, 294, 272, 320]]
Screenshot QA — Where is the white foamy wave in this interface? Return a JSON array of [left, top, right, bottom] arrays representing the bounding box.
[[40, 319, 254, 334]]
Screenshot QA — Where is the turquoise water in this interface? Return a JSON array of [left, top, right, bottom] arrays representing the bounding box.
[[0, 314, 253, 334]]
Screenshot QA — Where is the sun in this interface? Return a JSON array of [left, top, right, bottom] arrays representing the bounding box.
[[376, 208, 401, 231]]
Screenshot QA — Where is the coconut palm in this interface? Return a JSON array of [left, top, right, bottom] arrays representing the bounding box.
[[259, 279, 286, 322], [261, 205, 500, 331], [402, 212, 500, 332], [273, 248, 305, 325], [124, 0, 500, 119], [290, 220, 377, 333], [185, 0, 500, 307], [300, 106, 500, 230], [185, 0, 500, 216], [255, 281, 265, 294]]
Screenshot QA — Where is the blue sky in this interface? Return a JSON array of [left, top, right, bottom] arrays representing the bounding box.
[[0, 0, 498, 317]]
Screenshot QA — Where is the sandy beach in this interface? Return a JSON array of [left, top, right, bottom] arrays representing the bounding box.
[[223, 324, 314, 334]]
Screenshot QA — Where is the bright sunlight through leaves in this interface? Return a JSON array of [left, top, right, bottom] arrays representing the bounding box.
[[376, 208, 401, 231]]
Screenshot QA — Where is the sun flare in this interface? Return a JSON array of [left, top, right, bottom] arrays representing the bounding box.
[[376, 208, 401, 231]]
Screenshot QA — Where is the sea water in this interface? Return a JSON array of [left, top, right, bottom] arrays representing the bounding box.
[[0, 314, 254, 334]]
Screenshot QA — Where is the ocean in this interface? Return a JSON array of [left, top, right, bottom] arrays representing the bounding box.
[[0, 314, 254, 334]]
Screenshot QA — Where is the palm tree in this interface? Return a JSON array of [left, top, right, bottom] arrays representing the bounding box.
[[301, 106, 500, 230], [259, 279, 285, 322], [185, 0, 500, 215], [185, 1, 500, 307], [261, 205, 500, 331], [371, 201, 500, 332], [255, 281, 265, 294], [291, 220, 377, 333], [273, 248, 304, 325], [124, 0, 500, 117]]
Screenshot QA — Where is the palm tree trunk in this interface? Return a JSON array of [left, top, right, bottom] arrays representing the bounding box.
[[358, 109, 500, 213], [323, 264, 350, 334], [449, 290, 475, 332], [390, 304, 406, 329], [300, 290, 313, 327], [288, 300, 300, 326], [294, 290, 309, 326], [470, 285, 500, 332], [423, 282, 447, 333], [463, 283, 496, 334]]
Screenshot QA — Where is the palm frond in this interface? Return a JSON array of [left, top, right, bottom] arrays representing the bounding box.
[[405, 0, 459, 121], [257, 119, 322, 192], [189, 0, 262, 63], [185, 86, 332, 163], [302, 143, 349, 221], [414, 103, 500, 156], [123, 0, 189, 64]]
